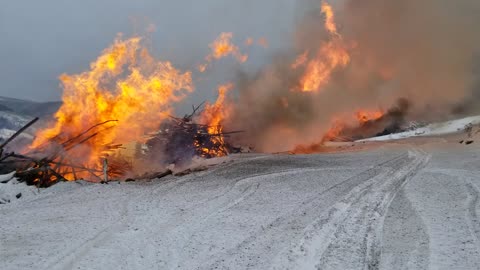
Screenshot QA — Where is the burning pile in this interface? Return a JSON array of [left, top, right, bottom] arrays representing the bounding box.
[[0, 105, 235, 187], [29, 36, 194, 181], [322, 99, 412, 142], [143, 97, 240, 166], [0, 35, 242, 186], [0, 118, 133, 186]]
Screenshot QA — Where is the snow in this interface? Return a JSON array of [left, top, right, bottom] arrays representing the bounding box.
[[0, 174, 39, 204], [168, 155, 231, 174], [0, 171, 15, 183], [0, 111, 34, 141], [0, 128, 16, 139], [1, 138, 480, 269], [0, 128, 34, 140], [358, 115, 480, 142]]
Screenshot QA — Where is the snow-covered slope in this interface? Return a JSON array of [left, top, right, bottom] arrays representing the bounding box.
[[0, 96, 61, 118], [0, 111, 34, 141], [358, 115, 480, 142], [0, 96, 59, 143]]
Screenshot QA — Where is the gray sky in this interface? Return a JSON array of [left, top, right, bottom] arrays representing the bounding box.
[[0, 0, 299, 102]]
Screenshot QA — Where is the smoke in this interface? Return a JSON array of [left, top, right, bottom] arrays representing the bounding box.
[[225, 0, 480, 152]]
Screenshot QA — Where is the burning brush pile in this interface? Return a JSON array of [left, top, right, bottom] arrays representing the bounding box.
[[0, 104, 236, 187], [143, 104, 241, 166], [0, 36, 240, 187]]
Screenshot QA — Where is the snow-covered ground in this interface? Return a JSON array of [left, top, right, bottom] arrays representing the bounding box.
[[1, 116, 480, 269], [1, 135, 480, 269]]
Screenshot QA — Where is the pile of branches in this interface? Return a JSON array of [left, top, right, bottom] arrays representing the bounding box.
[[0, 104, 242, 187], [144, 104, 241, 165], [0, 119, 131, 187]]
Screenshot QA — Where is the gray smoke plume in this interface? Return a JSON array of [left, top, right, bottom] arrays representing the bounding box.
[[226, 0, 480, 152]]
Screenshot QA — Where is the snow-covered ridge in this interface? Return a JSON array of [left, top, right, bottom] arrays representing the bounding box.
[[0, 111, 34, 141], [358, 115, 480, 142]]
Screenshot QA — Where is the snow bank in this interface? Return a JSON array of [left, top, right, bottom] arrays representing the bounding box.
[[358, 115, 480, 142]]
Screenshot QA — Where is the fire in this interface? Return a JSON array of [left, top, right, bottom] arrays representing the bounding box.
[[198, 32, 248, 72], [198, 83, 234, 157], [300, 41, 350, 92], [208, 32, 247, 62], [322, 109, 385, 142], [198, 64, 208, 73], [295, 109, 384, 152], [322, 118, 347, 142], [296, 1, 351, 92], [202, 83, 233, 130], [292, 51, 309, 69], [30, 35, 193, 179], [321, 1, 338, 35], [355, 110, 384, 124]]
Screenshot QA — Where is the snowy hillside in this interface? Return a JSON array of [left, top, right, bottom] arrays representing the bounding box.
[[0, 111, 34, 142], [0, 96, 60, 143], [0, 96, 61, 118]]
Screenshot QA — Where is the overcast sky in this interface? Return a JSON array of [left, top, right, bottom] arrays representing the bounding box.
[[0, 0, 301, 102]]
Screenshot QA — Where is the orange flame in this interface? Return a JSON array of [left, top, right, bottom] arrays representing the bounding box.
[[300, 41, 350, 92], [322, 109, 384, 142], [322, 118, 347, 142], [198, 83, 234, 157], [199, 33, 248, 72], [208, 32, 247, 63], [355, 110, 384, 124], [198, 63, 208, 73], [201, 83, 233, 129], [321, 1, 338, 35], [30, 35, 193, 177], [296, 1, 351, 92], [292, 51, 309, 69]]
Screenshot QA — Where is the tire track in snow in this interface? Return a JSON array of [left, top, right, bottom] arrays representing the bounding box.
[[271, 148, 430, 270], [422, 168, 480, 251], [44, 193, 133, 270], [43, 176, 188, 270], [163, 167, 340, 269], [200, 152, 418, 269], [465, 182, 480, 251], [50, 163, 275, 269]]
